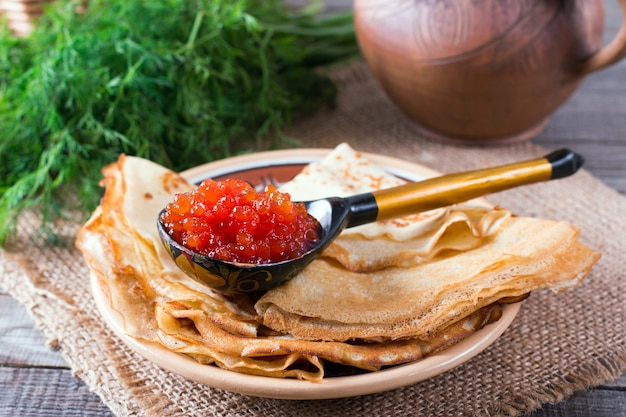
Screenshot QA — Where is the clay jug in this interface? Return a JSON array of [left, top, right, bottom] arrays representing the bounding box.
[[354, 0, 626, 144]]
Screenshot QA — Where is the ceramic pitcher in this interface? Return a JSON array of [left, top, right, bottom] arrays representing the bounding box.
[[354, 0, 626, 144]]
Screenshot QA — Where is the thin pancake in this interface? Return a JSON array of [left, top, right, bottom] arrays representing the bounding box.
[[324, 205, 511, 271], [256, 217, 599, 342]]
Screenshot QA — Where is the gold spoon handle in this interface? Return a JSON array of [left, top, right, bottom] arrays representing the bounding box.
[[372, 149, 582, 222]]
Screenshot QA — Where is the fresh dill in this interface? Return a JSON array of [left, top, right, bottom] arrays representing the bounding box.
[[0, 0, 358, 244]]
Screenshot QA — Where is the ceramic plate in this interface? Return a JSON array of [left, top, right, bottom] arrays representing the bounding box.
[[91, 149, 522, 400]]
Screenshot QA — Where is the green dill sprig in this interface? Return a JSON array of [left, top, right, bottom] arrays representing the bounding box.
[[0, 0, 358, 245]]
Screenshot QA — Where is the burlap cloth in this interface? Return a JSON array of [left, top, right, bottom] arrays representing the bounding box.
[[1, 61, 625, 417]]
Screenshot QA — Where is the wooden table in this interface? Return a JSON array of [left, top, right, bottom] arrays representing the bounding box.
[[1, 1, 625, 416]]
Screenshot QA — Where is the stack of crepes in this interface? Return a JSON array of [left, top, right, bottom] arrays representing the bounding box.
[[77, 143, 600, 382]]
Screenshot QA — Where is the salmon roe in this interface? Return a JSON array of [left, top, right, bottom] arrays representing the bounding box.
[[161, 178, 321, 264]]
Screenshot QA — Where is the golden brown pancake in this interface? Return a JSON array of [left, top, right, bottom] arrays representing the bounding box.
[[256, 217, 598, 342]]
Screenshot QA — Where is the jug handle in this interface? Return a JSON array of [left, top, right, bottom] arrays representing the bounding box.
[[576, 0, 626, 75]]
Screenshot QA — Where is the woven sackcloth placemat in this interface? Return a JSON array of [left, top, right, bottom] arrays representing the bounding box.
[[1, 61, 625, 417]]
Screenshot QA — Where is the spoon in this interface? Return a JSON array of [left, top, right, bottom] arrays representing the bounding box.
[[157, 148, 583, 294]]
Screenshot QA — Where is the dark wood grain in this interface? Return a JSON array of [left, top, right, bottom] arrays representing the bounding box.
[[529, 390, 626, 417], [1, 0, 625, 416], [0, 294, 66, 368], [0, 367, 113, 417], [0, 293, 112, 416]]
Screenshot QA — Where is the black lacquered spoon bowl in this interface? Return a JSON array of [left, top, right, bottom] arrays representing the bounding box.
[[157, 149, 583, 294]]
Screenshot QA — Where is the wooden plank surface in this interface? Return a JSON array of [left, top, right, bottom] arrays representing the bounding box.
[[1, 0, 625, 416], [0, 367, 114, 417], [0, 292, 114, 416]]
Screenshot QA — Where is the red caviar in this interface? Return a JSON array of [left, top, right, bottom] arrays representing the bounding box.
[[161, 178, 321, 264]]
